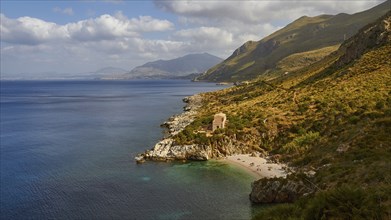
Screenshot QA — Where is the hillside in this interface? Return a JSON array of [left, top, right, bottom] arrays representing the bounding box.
[[124, 53, 222, 79], [197, 0, 390, 82], [170, 12, 391, 219]]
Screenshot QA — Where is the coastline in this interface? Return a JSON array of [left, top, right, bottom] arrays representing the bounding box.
[[136, 93, 291, 182], [135, 93, 211, 162], [221, 154, 288, 179]]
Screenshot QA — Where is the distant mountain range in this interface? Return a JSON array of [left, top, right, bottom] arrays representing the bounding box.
[[197, 0, 390, 82], [122, 53, 223, 79], [1, 53, 222, 80], [92, 67, 128, 75], [92, 67, 129, 80]]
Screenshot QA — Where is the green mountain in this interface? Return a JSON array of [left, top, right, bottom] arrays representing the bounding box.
[[197, 0, 390, 82], [174, 11, 391, 218], [124, 53, 222, 79]]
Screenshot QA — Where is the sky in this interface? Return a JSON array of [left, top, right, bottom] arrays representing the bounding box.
[[0, 0, 386, 77]]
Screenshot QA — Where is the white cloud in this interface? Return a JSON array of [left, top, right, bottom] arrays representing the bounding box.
[[1, 0, 387, 76], [0, 14, 66, 45], [0, 13, 174, 44], [53, 7, 74, 16], [129, 15, 175, 32], [155, 0, 384, 24], [175, 27, 233, 46], [155, 0, 385, 46], [0, 37, 191, 75], [0, 12, 179, 75], [66, 13, 174, 42], [66, 14, 139, 41], [154, 0, 385, 58]]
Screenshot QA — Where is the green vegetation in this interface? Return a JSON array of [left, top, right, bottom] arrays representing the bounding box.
[[197, 0, 390, 82], [254, 185, 390, 220], [174, 12, 391, 218], [276, 45, 339, 73], [282, 131, 320, 154]]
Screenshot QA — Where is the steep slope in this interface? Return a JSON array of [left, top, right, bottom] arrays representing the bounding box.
[[198, 0, 390, 82], [275, 45, 339, 73], [163, 12, 391, 219], [125, 53, 222, 79]]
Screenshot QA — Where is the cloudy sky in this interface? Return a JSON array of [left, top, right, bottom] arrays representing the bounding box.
[[0, 0, 385, 77]]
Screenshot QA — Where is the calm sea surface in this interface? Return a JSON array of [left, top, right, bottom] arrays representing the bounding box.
[[0, 80, 260, 219]]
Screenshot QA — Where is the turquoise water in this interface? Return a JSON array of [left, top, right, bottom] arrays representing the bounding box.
[[0, 80, 260, 219]]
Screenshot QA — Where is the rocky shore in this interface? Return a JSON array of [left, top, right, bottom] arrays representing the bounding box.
[[134, 93, 308, 204], [161, 95, 203, 136], [135, 94, 212, 163], [135, 93, 266, 162]]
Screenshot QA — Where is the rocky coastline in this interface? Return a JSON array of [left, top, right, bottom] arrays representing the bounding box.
[[134, 93, 308, 204], [135, 94, 212, 163]]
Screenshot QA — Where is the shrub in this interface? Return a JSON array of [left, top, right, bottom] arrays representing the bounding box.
[[348, 115, 360, 124], [194, 133, 209, 145], [298, 102, 309, 113], [253, 186, 389, 220], [303, 186, 386, 220], [252, 204, 301, 220], [283, 131, 320, 153], [375, 101, 385, 110]]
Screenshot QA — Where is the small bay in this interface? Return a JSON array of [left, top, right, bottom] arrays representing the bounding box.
[[1, 80, 260, 220]]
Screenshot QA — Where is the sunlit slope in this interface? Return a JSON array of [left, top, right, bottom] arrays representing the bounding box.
[[176, 11, 391, 218], [198, 0, 390, 82]]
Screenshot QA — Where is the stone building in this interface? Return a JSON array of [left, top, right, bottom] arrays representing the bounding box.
[[212, 113, 226, 131]]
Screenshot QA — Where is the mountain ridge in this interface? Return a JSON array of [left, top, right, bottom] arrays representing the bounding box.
[[124, 53, 223, 79], [139, 10, 391, 219], [198, 0, 390, 82]]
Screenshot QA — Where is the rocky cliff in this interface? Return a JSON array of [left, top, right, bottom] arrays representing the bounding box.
[[335, 11, 391, 67], [139, 139, 211, 161]]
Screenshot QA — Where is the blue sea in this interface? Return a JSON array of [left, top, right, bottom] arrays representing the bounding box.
[[0, 80, 260, 219]]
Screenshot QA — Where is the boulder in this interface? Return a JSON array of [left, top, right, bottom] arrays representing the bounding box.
[[135, 155, 146, 164]]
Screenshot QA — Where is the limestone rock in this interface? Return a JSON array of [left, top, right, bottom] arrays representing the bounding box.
[[161, 94, 203, 136], [335, 12, 391, 67], [136, 94, 209, 162], [136, 93, 263, 162], [135, 155, 145, 164], [141, 138, 211, 161]]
